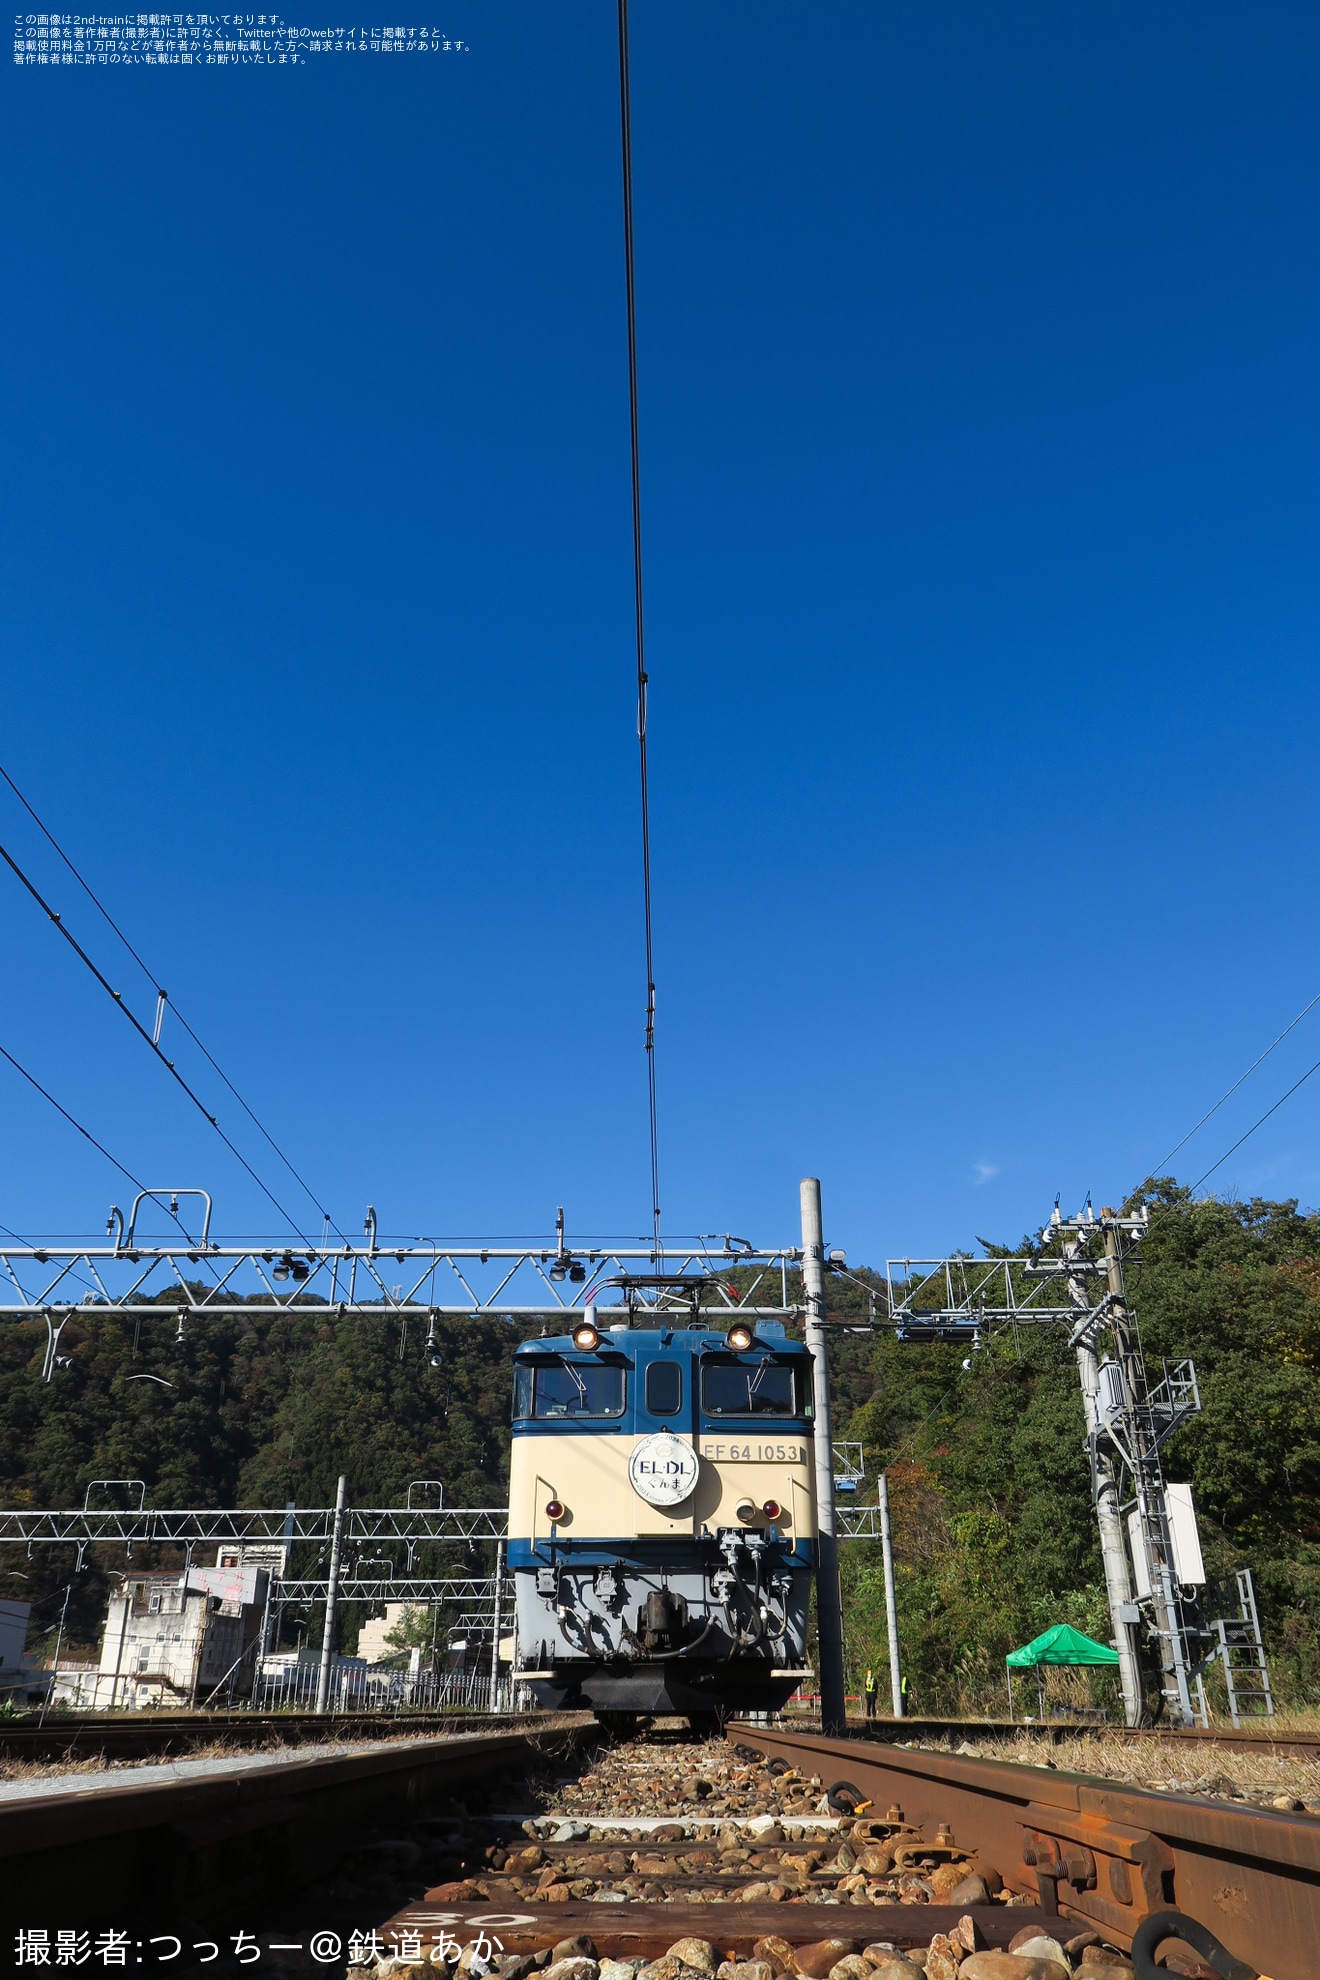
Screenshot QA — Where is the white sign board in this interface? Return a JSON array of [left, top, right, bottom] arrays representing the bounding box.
[[629, 1432, 699, 1508], [186, 1564, 269, 1608]]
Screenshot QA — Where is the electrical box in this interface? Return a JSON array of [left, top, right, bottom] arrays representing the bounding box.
[[1127, 1481, 1205, 1596]]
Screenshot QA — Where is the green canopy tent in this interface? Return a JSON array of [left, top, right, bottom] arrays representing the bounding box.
[[1005, 1624, 1120, 1721]]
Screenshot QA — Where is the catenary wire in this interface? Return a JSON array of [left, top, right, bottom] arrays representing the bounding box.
[[1151, 986, 1320, 1175], [0, 1048, 226, 1292], [0, 763, 344, 1240], [0, 836, 314, 1241], [0, 1043, 147, 1193], [616, 0, 661, 1262], [1188, 1052, 1320, 1193]]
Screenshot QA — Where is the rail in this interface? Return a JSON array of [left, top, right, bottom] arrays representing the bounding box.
[[730, 1720, 1318, 1980]]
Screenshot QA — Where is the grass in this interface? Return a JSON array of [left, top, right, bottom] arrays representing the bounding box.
[[911, 1726, 1320, 1809]]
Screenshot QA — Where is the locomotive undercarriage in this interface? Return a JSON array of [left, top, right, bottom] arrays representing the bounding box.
[[513, 1529, 812, 1722]]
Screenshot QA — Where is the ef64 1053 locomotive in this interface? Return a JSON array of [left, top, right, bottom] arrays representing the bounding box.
[[508, 1308, 816, 1730]]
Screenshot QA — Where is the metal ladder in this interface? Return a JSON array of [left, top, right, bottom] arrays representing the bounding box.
[[1211, 1569, 1274, 1727]]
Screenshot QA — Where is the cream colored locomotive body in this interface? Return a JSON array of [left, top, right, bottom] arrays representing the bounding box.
[[508, 1318, 816, 1727]]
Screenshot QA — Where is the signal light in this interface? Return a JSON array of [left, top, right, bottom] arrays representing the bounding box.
[[725, 1322, 755, 1352], [761, 1499, 782, 1520], [545, 1499, 565, 1521]]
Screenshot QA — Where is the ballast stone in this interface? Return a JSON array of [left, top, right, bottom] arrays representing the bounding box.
[[1006, 1932, 1069, 1965], [959, 1957, 1070, 1980]]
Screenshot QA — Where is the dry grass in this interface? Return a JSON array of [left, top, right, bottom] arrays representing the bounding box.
[[919, 1727, 1320, 1810]]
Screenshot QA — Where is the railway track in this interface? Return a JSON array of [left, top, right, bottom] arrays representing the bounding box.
[[0, 1706, 526, 1763], [5, 1717, 1315, 1977]]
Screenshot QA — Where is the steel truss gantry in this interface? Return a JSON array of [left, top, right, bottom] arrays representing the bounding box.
[[0, 1500, 507, 1548], [0, 1193, 810, 1380], [0, 1488, 883, 1555]]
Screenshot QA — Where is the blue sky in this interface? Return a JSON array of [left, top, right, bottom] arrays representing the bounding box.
[[3, 2, 1320, 1265]]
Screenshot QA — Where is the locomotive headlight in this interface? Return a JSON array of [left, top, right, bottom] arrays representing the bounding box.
[[761, 1499, 782, 1520], [545, 1499, 566, 1521], [725, 1321, 756, 1352], [571, 1320, 600, 1352], [735, 1498, 758, 1523]]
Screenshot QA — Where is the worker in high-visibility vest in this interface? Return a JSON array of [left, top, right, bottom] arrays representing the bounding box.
[[864, 1667, 878, 1718]]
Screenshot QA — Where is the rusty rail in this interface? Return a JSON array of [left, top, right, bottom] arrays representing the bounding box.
[[730, 1722, 1320, 1980]]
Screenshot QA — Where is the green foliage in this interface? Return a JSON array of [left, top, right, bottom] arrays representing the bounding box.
[[2, 1184, 1317, 1706], [382, 1604, 435, 1654], [831, 1182, 1320, 1713], [0, 1295, 520, 1657]]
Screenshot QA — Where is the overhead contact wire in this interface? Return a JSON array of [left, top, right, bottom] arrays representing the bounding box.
[[0, 1043, 147, 1193], [1153, 986, 1320, 1174], [617, 0, 661, 1261], [1189, 1053, 1320, 1193], [0, 763, 344, 1241], [0, 838, 313, 1241]]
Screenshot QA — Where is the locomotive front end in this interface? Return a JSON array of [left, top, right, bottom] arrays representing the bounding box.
[[508, 1314, 815, 1730]]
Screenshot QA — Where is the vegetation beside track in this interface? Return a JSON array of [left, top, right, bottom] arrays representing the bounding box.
[[0, 1180, 1316, 1717]]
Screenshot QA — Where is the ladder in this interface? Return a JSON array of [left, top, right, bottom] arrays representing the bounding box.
[[1211, 1569, 1274, 1727]]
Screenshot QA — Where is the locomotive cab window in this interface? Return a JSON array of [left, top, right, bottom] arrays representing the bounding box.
[[513, 1358, 626, 1419], [701, 1355, 811, 1418], [644, 1360, 683, 1416]]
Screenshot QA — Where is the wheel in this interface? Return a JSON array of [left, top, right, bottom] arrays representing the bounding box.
[[594, 1710, 641, 1739]]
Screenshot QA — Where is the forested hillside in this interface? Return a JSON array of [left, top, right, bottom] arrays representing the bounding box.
[[1, 1179, 1316, 1709], [837, 1181, 1320, 1712]]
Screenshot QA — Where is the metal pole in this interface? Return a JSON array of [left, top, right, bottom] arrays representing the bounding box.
[[315, 1475, 347, 1716], [1067, 1245, 1143, 1727], [489, 1540, 504, 1712], [877, 1472, 904, 1718], [38, 1583, 71, 1728], [108, 1579, 131, 1712], [801, 1177, 846, 1735]]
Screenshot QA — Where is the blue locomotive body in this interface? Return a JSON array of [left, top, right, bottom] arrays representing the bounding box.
[[508, 1317, 816, 1726]]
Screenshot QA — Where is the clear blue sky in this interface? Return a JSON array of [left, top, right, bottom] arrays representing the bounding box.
[[4, 3, 1320, 1264]]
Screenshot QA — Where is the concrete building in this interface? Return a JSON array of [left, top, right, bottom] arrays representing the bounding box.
[[89, 1552, 270, 1710], [356, 1602, 421, 1665]]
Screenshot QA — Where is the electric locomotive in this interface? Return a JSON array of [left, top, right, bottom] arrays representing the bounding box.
[[508, 1307, 816, 1731]]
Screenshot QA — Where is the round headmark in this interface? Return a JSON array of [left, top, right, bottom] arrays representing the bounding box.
[[629, 1432, 699, 1509]]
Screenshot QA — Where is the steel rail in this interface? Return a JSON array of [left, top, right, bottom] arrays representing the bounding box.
[[730, 1722, 1319, 1980]]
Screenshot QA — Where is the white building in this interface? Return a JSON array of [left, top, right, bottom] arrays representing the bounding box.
[[356, 1602, 421, 1665], [86, 1551, 270, 1710]]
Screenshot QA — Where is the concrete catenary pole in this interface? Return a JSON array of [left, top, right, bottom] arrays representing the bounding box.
[[1102, 1217, 1195, 1726], [877, 1472, 904, 1718], [1066, 1242, 1143, 1727], [315, 1474, 347, 1716], [801, 1177, 847, 1735]]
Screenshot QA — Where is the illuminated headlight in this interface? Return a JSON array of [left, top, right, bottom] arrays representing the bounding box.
[[725, 1322, 756, 1352], [571, 1321, 600, 1352]]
